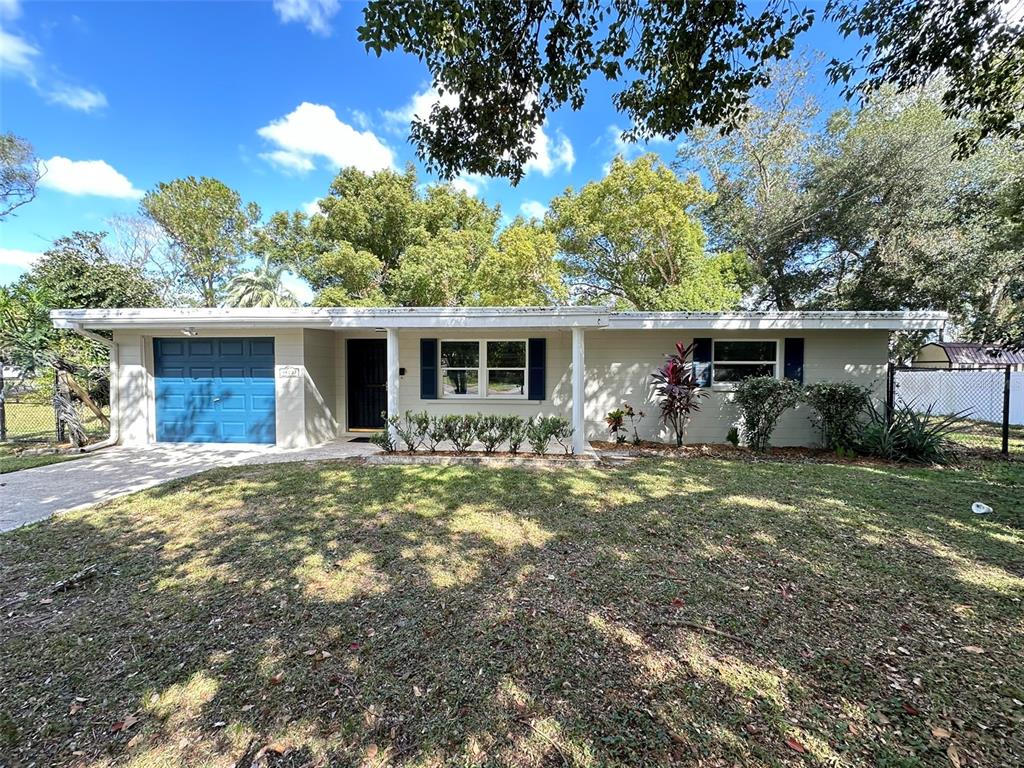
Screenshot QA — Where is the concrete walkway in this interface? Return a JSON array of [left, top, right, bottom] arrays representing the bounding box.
[[0, 440, 378, 532]]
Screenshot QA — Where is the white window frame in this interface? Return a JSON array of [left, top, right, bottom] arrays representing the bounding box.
[[711, 339, 781, 389], [439, 339, 529, 400]]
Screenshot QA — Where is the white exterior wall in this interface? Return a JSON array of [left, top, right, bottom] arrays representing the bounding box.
[[303, 329, 338, 444], [583, 329, 889, 447], [110, 325, 890, 449]]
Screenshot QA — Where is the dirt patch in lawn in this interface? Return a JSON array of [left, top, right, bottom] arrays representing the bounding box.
[[1, 458, 1022, 767]]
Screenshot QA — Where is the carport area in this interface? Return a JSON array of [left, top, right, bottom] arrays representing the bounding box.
[[0, 440, 377, 531]]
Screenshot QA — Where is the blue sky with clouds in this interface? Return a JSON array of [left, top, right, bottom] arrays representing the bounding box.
[[0, 0, 858, 300]]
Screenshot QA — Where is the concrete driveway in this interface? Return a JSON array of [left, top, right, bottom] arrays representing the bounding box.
[[0, 441, 376, 532]]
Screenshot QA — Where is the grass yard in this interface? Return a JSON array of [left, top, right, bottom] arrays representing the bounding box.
[[1, 458, 1022, 767], [2, 400, 109, 444], [0, 443, 83, 474], [949, 419, 1024, 455]]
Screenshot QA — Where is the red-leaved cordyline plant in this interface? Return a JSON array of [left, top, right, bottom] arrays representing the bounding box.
[[650, 341, 708, 447]]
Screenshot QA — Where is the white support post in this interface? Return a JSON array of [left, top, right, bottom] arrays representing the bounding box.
[[386, 328, 400, 442], [571, 326, 586, 455]]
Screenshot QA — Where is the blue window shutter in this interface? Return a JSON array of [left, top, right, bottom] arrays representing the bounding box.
[[692, 337, 712, 387], [784, 337, 804, 383], [420, 338, 438, 399], [528, 338, 546, 400]]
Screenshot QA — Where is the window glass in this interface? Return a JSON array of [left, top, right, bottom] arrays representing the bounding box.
[[713, 363, 776, 383], [487, 340, 526, 368], [443, 369, 479, 396], [713, 341, 776, 362], [488, 369, 525, 396], [441, 341, 479, 367]]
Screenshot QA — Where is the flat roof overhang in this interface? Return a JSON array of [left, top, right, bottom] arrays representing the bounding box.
[[50, 307, 948, 333]]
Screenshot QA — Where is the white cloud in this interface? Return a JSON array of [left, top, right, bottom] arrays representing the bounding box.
[[301, 198, 322, 216], [0, 247, 42, 269], [0, 28, 107, 111], [525, 126, 575, 176], [39, 156, 144, 199], [0, 0, 20, 20], [280, 269, 315, 304], [384, 85, 460, 130], [257, 102, 395, 174], [519, 200, 547, 220], [46, 83, 107, 112], [272, 0, 340, 35], [0, 28, 38, 75], [449, 173, 487, 197]]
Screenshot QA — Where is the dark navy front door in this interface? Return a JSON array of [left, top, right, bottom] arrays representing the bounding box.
[[154, 337, 276, 444]]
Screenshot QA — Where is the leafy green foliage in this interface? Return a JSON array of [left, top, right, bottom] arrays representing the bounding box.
[[358, 1, 811, 182], [224, 256, 299, 308], [857, 402, 965, 464], [501, 415, 530, 455], [474, 415, 507, 454], [605, 409, 626, 444], [803, 381, 873, 451], [726, 426, 740, 447], [386, 410, 431, 452], [650, 342, 708, 447], [258, 166, 562, 308], [436, 414, 479, 454], [369, 427, 395, 453], [0, 132, 42, 220], [551, 155, 746, 310], [142, 176, 260, 307], [526, 416, 571, 455], [732, 376, 802, 452]]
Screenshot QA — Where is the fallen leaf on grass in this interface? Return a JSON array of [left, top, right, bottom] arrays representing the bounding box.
[[947, 745, 962, 767], [253, 741, 291, 762], [932, 726, 952, 739], [110, 713, 140, 733], [902, 702, 921, 716], [268, 672, 285, 686], [784, 738, 806, 753], [961, 645, 986, 654]]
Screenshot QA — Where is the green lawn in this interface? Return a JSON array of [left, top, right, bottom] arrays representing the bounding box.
[[949, 418, 1024, 455], [0, 443, 82, 474], [2, 400, 109, 443], [1, 458, 1021, 767]]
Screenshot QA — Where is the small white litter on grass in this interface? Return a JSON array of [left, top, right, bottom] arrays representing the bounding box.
[[972, 502, 993, 515]]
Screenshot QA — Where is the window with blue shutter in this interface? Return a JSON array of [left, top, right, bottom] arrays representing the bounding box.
[[420, 338, 438, 399], [692, 337, 712, 387], [783, 337, 805, 383], [528, 338, 546, 400]]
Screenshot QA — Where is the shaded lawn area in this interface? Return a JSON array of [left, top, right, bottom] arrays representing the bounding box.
[[1, 459, 1022, 767], [949, 419, 1024, 455], [0, 443, 82, 474]]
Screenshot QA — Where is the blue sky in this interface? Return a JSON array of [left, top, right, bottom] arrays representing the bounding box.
[[0, 0, 857, 299]]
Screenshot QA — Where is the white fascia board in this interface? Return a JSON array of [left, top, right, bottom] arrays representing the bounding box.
[[606, 311, 949, 331], [50, 308, 334, 330]]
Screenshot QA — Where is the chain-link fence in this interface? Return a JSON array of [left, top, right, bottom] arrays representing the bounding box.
[[888, 365, 1022, 456], [0, 374, 110, 446]]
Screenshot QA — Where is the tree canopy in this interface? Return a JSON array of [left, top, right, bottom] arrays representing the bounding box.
[[359, 0, 1023, 182], [141, 177, 261, 307], [550, 155, 747, 311], [0, 132, 43, 220]]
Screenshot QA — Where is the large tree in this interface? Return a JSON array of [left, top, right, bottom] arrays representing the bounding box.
[[358, 0, 1022, 181], [224, 257, 300, 308], [550, 154, 747, 311], [681, 60, 821, 309], [473, 220, 566, 307], [141, 177, 260, 307], [0, 132, 43, 220]]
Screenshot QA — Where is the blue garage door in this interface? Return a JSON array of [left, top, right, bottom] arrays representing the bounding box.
[[154, 337, 276, 444]]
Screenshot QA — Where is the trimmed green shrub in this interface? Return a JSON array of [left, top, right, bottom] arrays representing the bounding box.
[[475, 415, 507, 453], [551, 417, 574, 454], [803, 381, 872, 451], [387, 410, 430, 451], [369, 429, 395, 453], [858, 402, 964, 463], [732, 376, 802, 452], [437, 414, 478, 453], [726, 426, 740, 447], [528, 417, 569, 454], [501, 415, 529, 454]]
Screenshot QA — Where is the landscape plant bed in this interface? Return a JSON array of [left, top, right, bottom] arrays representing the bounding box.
[[2, 458, 1021, 767], [366, 450, 598, 467]]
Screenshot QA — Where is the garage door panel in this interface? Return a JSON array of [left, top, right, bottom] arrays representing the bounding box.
[[154, 337, 276, 444]]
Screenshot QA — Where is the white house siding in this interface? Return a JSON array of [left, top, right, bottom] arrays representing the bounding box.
[[111, 328, 309, 448], [583, 329, 889, 446], [302, 329, 338, 444]]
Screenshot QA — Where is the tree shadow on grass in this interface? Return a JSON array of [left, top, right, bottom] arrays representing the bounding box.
[[1, 458, 1022, 767]]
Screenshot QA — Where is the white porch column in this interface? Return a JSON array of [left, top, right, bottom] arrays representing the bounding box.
[[571, 326, 586, 454], [386, 328, 400, 441]]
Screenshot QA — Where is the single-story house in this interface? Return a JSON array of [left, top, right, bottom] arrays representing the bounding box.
[[50, 307, 947, 452], [913, 341, 1024, 372]]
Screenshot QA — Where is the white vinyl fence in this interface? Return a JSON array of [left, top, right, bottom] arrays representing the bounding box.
[[894, 369, 1024, 425]]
